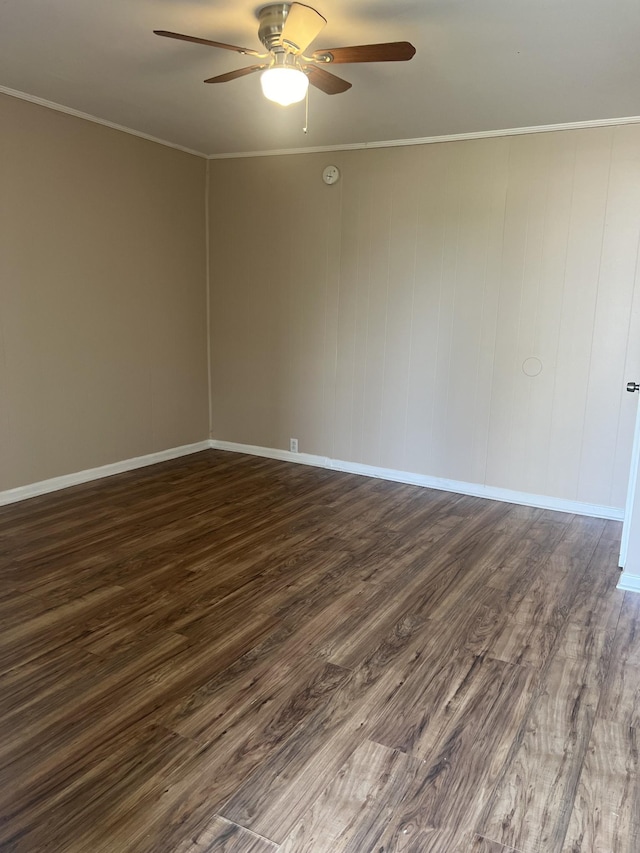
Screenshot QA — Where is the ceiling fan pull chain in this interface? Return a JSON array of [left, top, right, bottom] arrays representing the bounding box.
[[303, 85, 310, 134]]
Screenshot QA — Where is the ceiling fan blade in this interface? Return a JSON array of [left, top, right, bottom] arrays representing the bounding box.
[[280, 3, 327, 54], [311, 42, 416, 64], [204, 65, 267, 84], [154, 30, 263, 58], [304, 65, 352, 95]]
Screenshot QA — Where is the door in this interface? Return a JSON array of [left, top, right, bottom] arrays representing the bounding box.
[[620, 381, 640, 568]]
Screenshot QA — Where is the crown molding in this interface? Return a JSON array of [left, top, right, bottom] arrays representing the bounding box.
[[207, 115, 640, 160], [0, 85, 208, 159], [3, 84, 639, 165]]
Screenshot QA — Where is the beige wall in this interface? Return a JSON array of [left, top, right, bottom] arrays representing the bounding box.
[[0, 94, 209, 491], [3, 96, 638, 510], [208, 125, 640, 509]]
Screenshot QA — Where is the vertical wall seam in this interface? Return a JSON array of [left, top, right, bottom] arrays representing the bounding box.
[[205, 158, 213, 439], [0, 283, 11, 464], [377, 155, 394, 465], [428, 150, 449, 475], [509, 147, 532, 491], [329, 173, 344, 460], [401, 162, 420, 472], [482, 137, 513, 487], [543, 134, 578, 494], [441, 149, 463, 476], [576, 129, 615, 502], [349, 170, 362, 458], [472, 143, 500, 484], [531, 136, 553, 491], [360, 166, 373, 459]]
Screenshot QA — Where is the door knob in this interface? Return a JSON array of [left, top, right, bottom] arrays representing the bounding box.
[[627, 382, 640, 392]]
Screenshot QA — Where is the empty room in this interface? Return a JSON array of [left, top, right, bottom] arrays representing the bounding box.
[[1, 1, 640, 851]]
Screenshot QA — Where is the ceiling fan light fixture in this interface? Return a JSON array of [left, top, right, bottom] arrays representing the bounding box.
[[260, 66, 309, 106]]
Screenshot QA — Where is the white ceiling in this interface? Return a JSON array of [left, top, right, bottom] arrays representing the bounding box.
[[1, 0, 639, 157]]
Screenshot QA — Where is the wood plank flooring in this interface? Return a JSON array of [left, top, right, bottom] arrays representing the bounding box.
[[0, 449, 637, 852]]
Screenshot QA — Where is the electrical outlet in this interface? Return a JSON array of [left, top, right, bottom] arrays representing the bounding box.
[[290, 438, 299, 453]]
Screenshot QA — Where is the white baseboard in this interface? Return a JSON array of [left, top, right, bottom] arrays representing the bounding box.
[[209, 440, 329, 469], [210, 440, 624, 521], [1, 437, 625, 522], [617, 572, 640, 593], [0, 441, 211, 506]]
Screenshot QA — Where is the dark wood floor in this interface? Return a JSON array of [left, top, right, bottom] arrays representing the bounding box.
[[1, 450, 638, 852]]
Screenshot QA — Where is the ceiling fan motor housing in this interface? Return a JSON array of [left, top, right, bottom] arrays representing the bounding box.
[[257, 4, 292, 52]]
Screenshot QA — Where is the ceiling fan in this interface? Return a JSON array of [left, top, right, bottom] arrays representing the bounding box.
[[154, 2, 416, 106]]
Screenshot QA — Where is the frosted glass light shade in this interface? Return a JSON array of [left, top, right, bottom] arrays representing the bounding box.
[[260, 67, 309, 106]]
